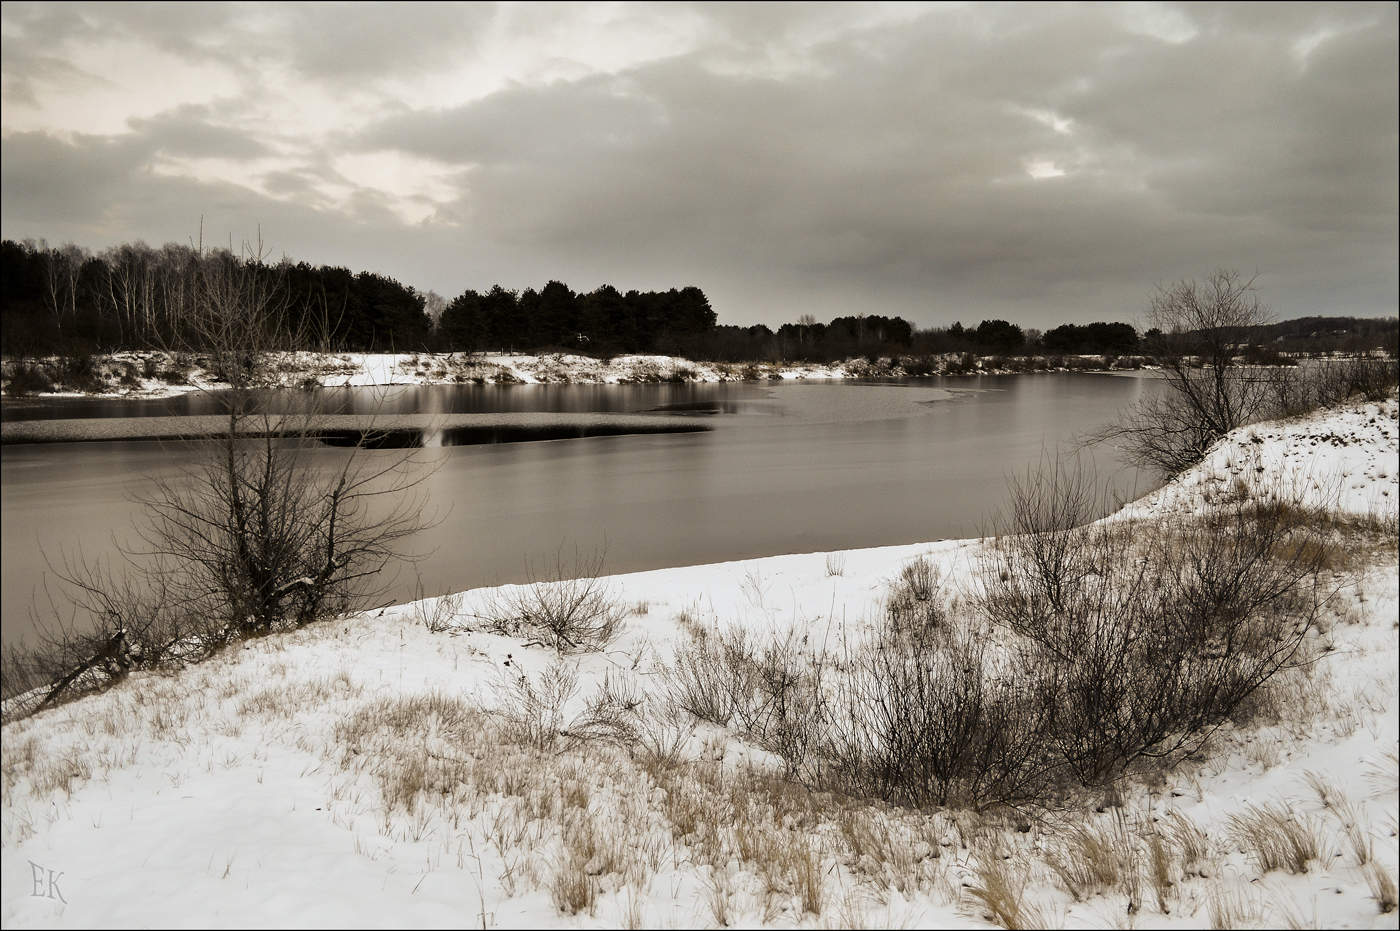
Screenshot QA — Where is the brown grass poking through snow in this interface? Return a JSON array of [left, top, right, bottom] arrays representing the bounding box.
[[1227, 802, 1324, 875], [1143, 823, 1175, 914], [790, 836, 826, 917], [1302, 770, 1346, 811], [1365, 750, 1400, 800], [1365, 860, 1399, 914], [1208, 882, 1263, 929], [966, 847, 1047, 930], [1164, 810, 1212, 878], [1044, 809, 1138, 903], [1332, 798, 1374, 867]]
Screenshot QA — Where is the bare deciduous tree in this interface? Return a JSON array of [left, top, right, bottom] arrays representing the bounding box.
[[3, 235, 435, 719], [1094, 269, 1285, 475]]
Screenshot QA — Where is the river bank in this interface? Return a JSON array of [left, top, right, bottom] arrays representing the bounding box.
[[0, 348, 1150, 401]]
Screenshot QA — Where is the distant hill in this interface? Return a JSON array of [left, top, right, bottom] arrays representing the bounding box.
[[1258, 315, 1398, 353]]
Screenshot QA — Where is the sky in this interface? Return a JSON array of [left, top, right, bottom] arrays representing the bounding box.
[[2, 1, 1396, 330]]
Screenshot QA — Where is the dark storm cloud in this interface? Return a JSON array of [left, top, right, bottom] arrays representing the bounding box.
[[2, 2, 1395, 327]]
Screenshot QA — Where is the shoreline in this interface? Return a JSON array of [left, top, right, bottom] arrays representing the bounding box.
[[0, 348, 1155, 402]]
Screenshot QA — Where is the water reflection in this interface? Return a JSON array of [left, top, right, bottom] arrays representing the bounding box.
[[1, 376, 1158, 642]]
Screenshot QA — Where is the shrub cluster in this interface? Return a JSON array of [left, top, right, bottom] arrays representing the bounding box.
[[480, 549, 627, 653], [660, 468, 1331, 811]]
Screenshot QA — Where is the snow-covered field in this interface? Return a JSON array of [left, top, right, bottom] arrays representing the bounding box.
[[2, 398, 1397, 929]]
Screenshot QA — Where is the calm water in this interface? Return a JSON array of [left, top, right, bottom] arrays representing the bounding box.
[[0, 375, 1158, 642]]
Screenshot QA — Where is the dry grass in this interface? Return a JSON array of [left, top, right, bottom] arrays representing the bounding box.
[[1301, 769, 1346, 810], [1326, 796, 1374, 867], [1365, 750, 1399, 799], [966, 847, 1049, 930], [1144, 824, 1175, 914], [237, 670, 359, 718], [1365, 860, 1399, 914], [786, 837, 826, 917], [549, 811, 625, 916], [1227, 802, 1324, 875], [835, 806, 946, 894], [1208, 882, 1263, 929], [28, 747, 93, 799], [1163, 810, 1211, 877], [1045, 810, 1138, 902], [411, 590, 462, 633]]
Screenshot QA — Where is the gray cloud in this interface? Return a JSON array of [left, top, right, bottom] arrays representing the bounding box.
[[2, 1, 1395, 328], [126, 105, 272, 159]]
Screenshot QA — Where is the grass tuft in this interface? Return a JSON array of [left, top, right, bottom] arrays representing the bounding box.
[[1227, 802, 1323, 875]]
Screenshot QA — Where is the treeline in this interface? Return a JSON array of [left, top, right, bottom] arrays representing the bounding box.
[[3, 238, 1395, 361], [0, 239, 716, 357], [438, 282, 716, 354], [0, 239, 432, 356]]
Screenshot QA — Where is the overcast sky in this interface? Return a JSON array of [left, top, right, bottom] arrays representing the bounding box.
[[2, 2, 1395, 329]]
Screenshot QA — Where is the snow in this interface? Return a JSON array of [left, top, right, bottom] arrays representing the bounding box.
[[2, 396, 1397, 929], [1121, 397, 1399, 520], [1, 349, 1145, 400]]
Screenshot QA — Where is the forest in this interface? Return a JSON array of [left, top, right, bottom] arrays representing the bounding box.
[[2, 238, 1395, 363]]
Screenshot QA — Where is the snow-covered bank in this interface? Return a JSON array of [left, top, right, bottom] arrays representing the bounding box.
[[0, 349, 1144, 400], [2, 398, 1397, 929]]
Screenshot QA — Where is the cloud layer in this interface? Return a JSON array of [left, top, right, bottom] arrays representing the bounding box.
[[2, 1, 1395, 327]]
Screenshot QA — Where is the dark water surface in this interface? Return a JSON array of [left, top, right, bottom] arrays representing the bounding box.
[[1, 376, 1158, 641]]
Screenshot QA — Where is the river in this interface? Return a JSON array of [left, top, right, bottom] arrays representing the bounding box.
[[0, 374, 1159, 642]]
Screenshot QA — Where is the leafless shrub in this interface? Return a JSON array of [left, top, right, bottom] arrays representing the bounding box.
[[659, 625, 824, 775], [1307, 356, 1399, 407], [410, 581, 463, 634], [978, 459, 1329, 789], [8, 237, 433, 720], [820, 606, 1059, 810], [569, 670, 648, 745], [2, 559, 199, 719], [898, 556, 937, 601], [493, 659, 581, 751], [481, 547, 626, 652], [658, 628, 747, 727], [883, 557, 946, 645]]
